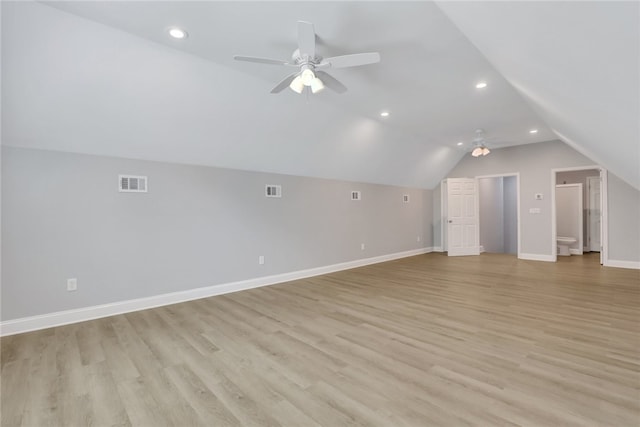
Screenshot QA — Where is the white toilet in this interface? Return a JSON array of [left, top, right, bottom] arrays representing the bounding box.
[[557, 236, 577, 256]]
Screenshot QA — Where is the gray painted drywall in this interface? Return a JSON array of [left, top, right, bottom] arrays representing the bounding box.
[[432, 182, 442, 250], [478, 177, 504, 253], [503, 176, 518, 254], [422, 189, 434, 247], [607, 173, 640, 262], [446, 140, 640, 263], [2, 147, 431, 321]]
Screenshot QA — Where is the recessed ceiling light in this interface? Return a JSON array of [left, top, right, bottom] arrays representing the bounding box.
[[529, 129, 538, 134], [380, 111, 390, 117], [168, 27, 188, 39], [457, 142, 464, 146], [475, 82, 487, 89]]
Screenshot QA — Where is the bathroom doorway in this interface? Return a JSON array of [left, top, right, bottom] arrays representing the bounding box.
[[552, 167, 607, 264]]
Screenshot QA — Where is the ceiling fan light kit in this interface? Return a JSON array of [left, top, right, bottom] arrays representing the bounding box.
[[470, 128, 491, 157], [234, 21, 380, 95], [471, 146, 490, 157]]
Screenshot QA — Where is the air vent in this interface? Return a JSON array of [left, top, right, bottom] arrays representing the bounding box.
[[119, 175, 147, 193], [403, 194, 410, 203], [265, 184, 282, 198], [351, 191, 361, 201]]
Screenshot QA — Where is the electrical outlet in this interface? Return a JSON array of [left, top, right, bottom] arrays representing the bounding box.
[[361, 243, 365, 250], [417, 236, 421, 242], [258, 255, 265, 265], [67, 278, 77, 292]]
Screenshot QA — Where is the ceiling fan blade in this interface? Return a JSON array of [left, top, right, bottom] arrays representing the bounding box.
[[233, 55, 290, 66], [321, 52, 380, 68], [316, 71, 347, 94], [270, 72, 299, 93], [297, 21, 316, 58]]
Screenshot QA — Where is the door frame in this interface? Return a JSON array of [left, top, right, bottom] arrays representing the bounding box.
[[475, 173, 521, 257], [551, 166, 608, 264], [441, 173, 520, 257]]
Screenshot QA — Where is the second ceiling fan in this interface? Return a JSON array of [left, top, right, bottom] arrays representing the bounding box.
[[234, 21, 381, 95]]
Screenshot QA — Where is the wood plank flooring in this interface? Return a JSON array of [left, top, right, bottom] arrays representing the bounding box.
[[2, 253, 639, 426]]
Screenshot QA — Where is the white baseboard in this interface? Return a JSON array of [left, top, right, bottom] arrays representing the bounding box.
[[432, 246, 444, 252], [605, 259, 640, 269], [0, 247, 433, 337], [479, 245, 485, 253], [569, 249, 583, 255], [518, 253, 555, 262]]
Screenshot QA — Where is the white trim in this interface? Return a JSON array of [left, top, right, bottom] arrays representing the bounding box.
[[432, 246, 444, 252], [605, 259, 640, 270], [0, 247, 433, 337], [518, 253, 555, 262], [479, 245, 485, 253], [569, 248, 582, 255]]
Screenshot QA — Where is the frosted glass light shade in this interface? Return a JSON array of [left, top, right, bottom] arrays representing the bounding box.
[[289, 75, 304, 93], [471, 147, 483, 157], [301, 69, 315, 86], [310, 77, 324, 93]]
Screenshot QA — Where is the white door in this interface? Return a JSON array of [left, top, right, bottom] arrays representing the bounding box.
[[447, 178, 480, 256], [587, 176, 601, 252]]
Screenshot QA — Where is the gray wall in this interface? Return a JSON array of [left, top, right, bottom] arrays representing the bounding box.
[[503, 176, 518, 254], [607, 173, 640, 262], [478, 177, 504, 253], [422, 188, 434, 247], [2, 147, 432, 321], [432, 182, 442, 250], [444, 140, 640, 263]]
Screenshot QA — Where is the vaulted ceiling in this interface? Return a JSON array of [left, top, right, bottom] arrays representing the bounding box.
[[2, 1, 638, 189]]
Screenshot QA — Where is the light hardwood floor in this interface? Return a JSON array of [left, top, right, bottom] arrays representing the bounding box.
[[2, 253, 639, 426]]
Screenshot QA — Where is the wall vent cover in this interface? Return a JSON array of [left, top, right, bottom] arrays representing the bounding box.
[[119, 175, 148, 193], [403, 194, 410, 203], [351, 191, 361, 201], [265, 185, 282, 198]]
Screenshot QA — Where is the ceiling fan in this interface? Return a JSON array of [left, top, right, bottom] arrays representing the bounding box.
[[233, 21, 381, 95], [470, 129, 491, 157]]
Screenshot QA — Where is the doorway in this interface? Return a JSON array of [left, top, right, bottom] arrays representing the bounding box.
[[478, 175, 518, 254], [441, 174, 520, 257], [552, 167, 607, 264]]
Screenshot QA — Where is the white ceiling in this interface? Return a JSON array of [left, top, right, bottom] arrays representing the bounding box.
[[1, 1, 637, 189]]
